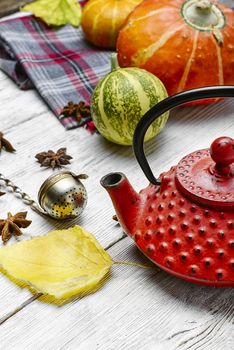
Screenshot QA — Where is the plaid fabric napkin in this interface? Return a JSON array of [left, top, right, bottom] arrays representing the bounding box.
[[0, 13, 112, 129]]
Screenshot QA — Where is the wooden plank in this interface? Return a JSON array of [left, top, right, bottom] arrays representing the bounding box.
[[0, 86, 233, 331], [1, 97, 233, 234], [0, 73, 61, 320], [0, 107, 128, 320], [0, 0, 33, 18], [0, 72, 49, 131], [0, 0, 233, 346], [0, 238, 234, 350]]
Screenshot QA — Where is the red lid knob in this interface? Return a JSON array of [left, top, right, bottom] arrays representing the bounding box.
[[210, 137, 234, 167], [176, 137, 234, 209]]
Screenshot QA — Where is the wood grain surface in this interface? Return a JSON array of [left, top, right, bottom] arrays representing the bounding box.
[[0, 3, 234, 349], [0, 67, 234, 349]]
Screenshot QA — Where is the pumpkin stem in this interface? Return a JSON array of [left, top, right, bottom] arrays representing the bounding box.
[[181, 0, 225, 44], [195, 0, 212, 12], [111, 53, 120, 71]]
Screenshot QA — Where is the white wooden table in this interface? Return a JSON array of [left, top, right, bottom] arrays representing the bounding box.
[[0, 10, 234, 350]]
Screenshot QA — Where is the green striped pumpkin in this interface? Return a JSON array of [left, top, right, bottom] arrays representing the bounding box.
[[91, 58, 169, 146]]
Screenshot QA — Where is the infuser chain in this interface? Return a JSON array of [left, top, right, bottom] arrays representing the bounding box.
[[0, 173, 46, 215]]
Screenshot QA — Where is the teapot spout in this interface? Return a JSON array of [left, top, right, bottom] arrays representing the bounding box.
[[100, 172, 141, 237]]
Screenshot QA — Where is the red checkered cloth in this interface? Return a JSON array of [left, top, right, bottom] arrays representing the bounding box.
[[0, 12, 112, 129]]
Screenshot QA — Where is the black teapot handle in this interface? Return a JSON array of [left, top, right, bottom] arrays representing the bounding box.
[[133, 85, 234, 185]]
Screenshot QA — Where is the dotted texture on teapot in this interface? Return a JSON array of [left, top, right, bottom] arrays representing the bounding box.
[[133, 167, 234, 286]]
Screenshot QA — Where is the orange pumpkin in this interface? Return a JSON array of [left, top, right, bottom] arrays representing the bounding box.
[[117, 0, 234, 102], [81, 0, 142, 49]]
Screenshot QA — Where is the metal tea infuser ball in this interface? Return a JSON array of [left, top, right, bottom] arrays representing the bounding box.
[[0, 171, 88, 220]]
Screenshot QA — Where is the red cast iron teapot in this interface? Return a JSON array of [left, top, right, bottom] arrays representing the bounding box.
[[101, 86, 234, 287]]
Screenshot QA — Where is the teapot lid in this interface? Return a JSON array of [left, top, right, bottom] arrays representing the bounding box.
[[176, 137, 234, 209]]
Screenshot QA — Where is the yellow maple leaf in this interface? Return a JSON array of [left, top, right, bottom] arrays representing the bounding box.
[[0, 226, 113, 300], [21, 0, 82, 27]]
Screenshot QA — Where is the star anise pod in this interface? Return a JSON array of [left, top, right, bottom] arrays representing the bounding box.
[[0, 212, 32, 244], [61, 101, 91, 122], [0, 132, 15, 153], [35, 148, 73, 169]]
